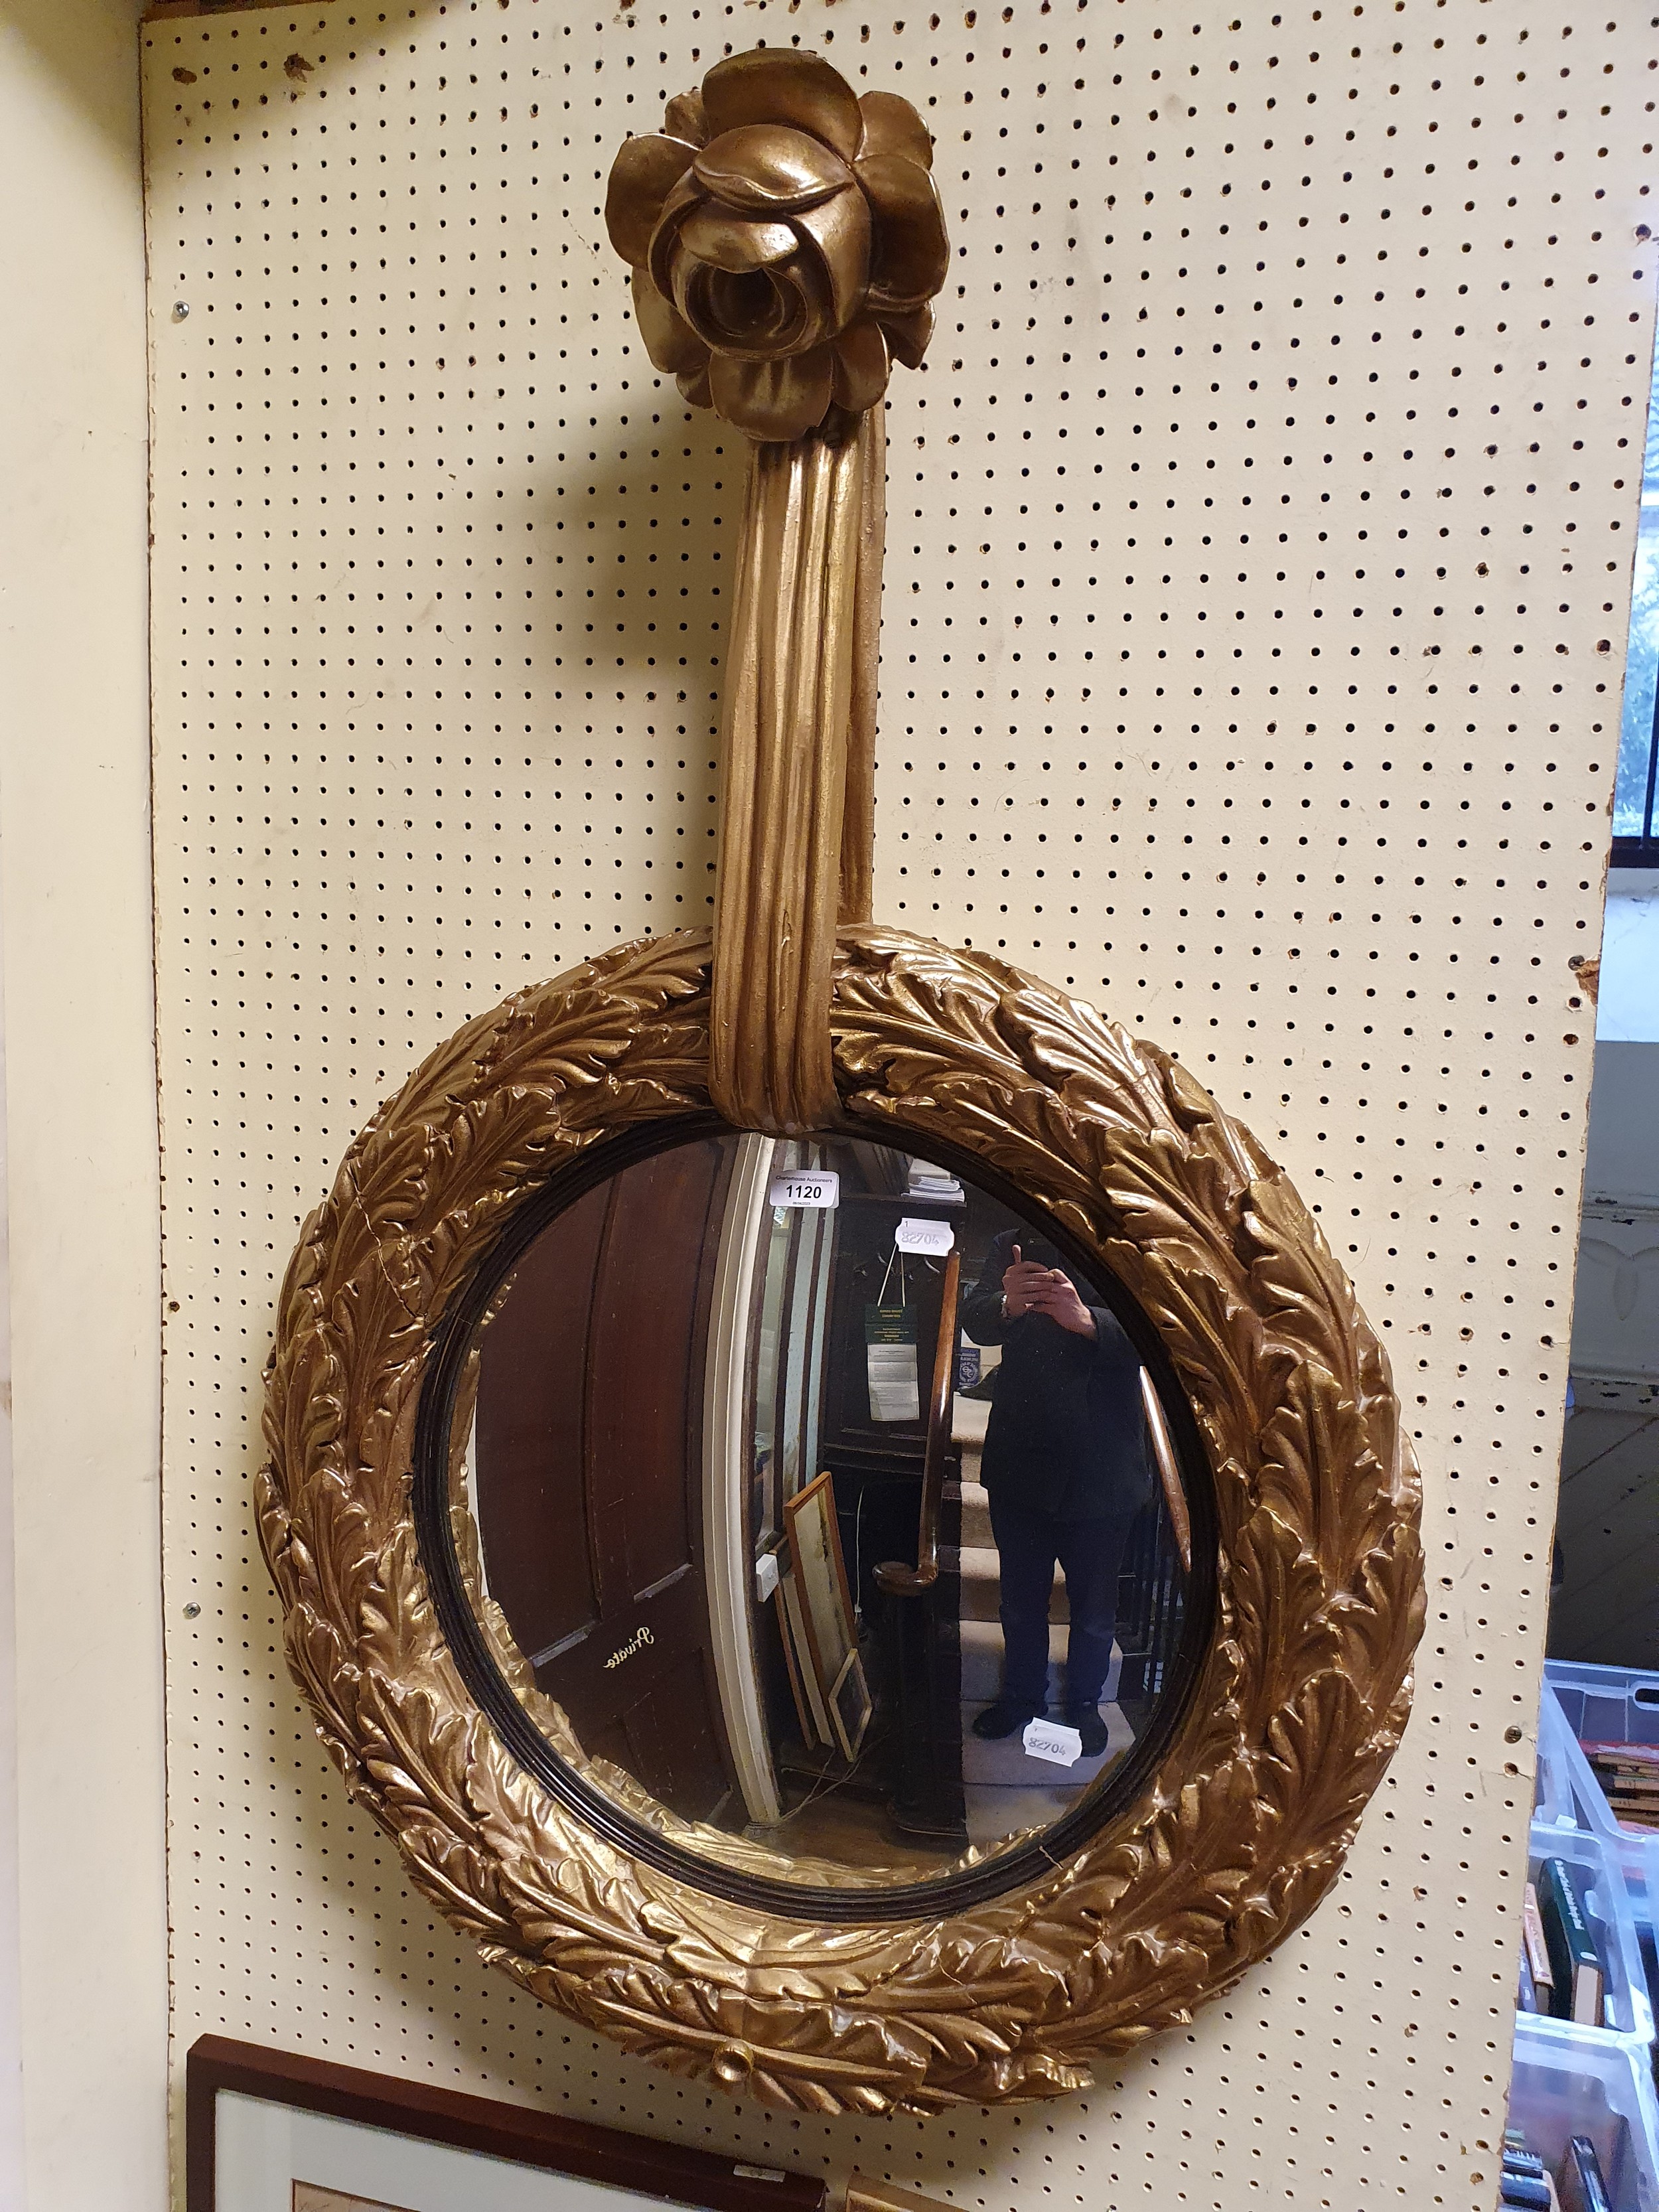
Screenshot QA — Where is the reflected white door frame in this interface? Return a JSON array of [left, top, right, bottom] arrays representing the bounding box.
[[701, 1134, 784, 1824]]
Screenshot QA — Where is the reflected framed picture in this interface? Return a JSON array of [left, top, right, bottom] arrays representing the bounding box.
[[187, 2037, 827, 2212], [782, 1470, 857, 1711], [828, 1649, 873, 1763], [776, 1564, 831, 1749]]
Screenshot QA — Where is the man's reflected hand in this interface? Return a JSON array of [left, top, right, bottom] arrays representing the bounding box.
[[1002, 1247, 1098, 1338], [1001, 1244, 1057, 1319], [1025, 1270, 1099, 1339]]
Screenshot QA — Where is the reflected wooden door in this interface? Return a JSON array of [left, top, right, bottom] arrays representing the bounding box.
[[473, 1140, 739, 1823]]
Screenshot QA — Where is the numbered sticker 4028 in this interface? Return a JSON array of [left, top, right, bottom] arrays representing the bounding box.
[[768, 1169, 840, 1210]]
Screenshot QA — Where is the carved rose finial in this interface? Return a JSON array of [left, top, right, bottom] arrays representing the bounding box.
[[604, 48, 948, 441]]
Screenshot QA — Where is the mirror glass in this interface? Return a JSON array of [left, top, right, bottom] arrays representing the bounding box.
[[441, 1130, 1201, 1891]]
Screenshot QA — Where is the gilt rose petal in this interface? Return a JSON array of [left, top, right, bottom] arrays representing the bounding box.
[[830, 318, 891, 413], [700, 49, 864, 163], [878, 301, 934, 371], [646, 170, 707, 306], [663, 88, 708, 145], [631, 271, 711, 376], [856, 90, 934, 171], [710, 344, 835, 441], [691, 125, 853, 216], [857, 153, 950, 309], [679, 206, 798, 271], [678, 361, 713, 410], [790, 186, 872, 334], [605, 133, 699, 268]]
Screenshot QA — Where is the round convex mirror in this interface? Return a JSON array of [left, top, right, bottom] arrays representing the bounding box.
[[417, 1124, 1214, 1907]]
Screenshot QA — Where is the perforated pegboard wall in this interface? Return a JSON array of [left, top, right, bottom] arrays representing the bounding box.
[[143, 2, 1654, 2203]]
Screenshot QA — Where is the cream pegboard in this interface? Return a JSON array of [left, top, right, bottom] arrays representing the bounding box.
[[143, 2, 1654, 2204]]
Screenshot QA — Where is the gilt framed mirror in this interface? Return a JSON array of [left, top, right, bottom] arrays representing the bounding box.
[[261, 45, 1423, 2113], [415, 1108, 1214, 1907]]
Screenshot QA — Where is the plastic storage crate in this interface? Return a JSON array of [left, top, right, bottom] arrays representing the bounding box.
[[1523, 1820, 1656, 2050], [1537, 1682, 1588, 1832], [1509, 2028, 1659, 2212], [1544, 1659, 1659, 1908]]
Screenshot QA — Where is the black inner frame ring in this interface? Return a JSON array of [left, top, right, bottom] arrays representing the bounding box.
[[412, 1110, 1220, 1925]]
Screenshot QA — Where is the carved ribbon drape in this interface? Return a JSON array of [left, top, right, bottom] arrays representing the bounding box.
[[602, 47, 942, 1133], [710, 409, 885, 1132]]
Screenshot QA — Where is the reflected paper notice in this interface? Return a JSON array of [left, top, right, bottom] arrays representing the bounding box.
[[768, 1169, 840, 1209], [1022, 1719, 1084, 1769], [893, 1216, 954, 1256]]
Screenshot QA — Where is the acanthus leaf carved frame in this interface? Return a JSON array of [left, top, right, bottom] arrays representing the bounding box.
[[259, 922, 1424, 2114]]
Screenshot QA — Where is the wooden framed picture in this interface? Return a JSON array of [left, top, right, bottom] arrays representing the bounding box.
[[186, 2037, 828, 2212], [775, 1566, 828, 1749], [782, 1471, 858, 1714], [828, 1649, 873, 1762], [844, 2180, 950, 2212]]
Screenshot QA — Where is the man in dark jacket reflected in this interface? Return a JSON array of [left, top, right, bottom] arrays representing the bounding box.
[[960, 1231, 1153, 1757]]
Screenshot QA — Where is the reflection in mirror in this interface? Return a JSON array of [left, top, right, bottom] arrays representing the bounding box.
[[447, 1131, 1199, 1891]]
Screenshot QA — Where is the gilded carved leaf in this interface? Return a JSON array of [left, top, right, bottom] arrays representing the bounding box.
[[1224, 1507, 1341, 1710]]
